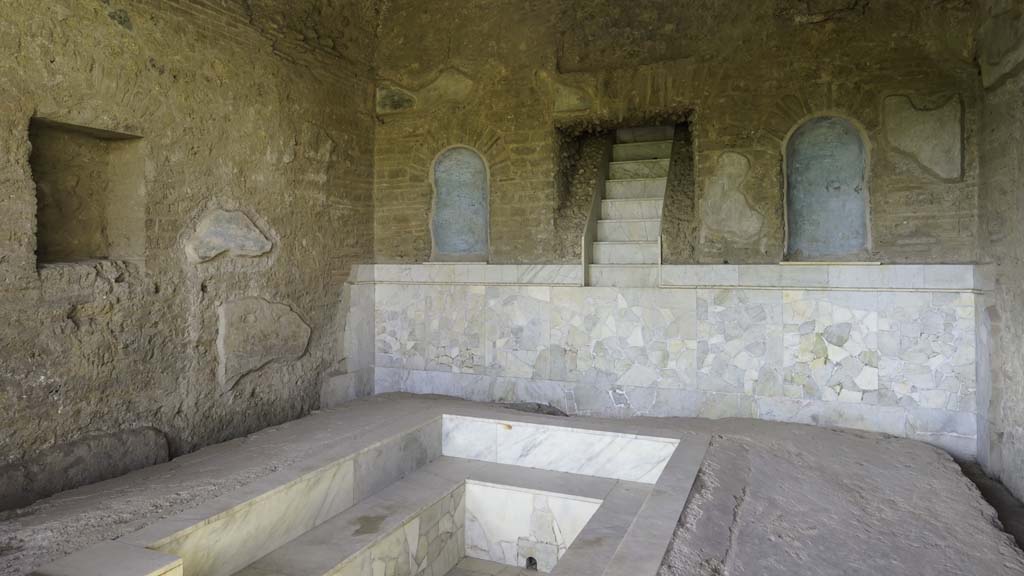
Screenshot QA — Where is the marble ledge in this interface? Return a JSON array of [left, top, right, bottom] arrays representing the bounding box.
[[350, 264, 985, 291], [351, 264, 584, 286], [661, 264, 982, 292]]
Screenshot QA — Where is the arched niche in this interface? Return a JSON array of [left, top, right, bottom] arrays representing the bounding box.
[[785, 116, 869, 261], [431, 146, 489, 261]]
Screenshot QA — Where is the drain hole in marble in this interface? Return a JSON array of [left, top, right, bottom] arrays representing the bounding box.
[[526, 557, 538, 571]]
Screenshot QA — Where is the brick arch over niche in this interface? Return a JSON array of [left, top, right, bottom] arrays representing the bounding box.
[[430, 146, 489, 261], [785, 116, 870, 261]]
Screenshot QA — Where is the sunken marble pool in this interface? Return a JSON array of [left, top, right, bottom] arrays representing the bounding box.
[[34, 404, 709, 576]]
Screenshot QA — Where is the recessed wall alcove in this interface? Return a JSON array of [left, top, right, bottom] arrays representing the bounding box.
[[29, 118, 145, 265], [430, 146, 489, 262], [785, 116, 869, 261]]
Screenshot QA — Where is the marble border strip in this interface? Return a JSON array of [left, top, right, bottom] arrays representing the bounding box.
[[352, 264, 982, 292], [352, 264, 584, 286], [660, 264, 981, 292]]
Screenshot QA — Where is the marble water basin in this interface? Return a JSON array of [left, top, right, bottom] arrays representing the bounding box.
[[33, 405, 709, 576]]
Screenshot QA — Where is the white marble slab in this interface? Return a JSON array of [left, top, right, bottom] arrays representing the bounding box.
[[442, 415, 678, 484], [465, 481, 601, 572]]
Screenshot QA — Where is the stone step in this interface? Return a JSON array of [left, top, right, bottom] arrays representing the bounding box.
[[605, 178, 667, 199], [601, 198, 663, 220], [615, 126, 675, 144], [609, 159, 670, 179], [592, 242, 660, 264], [596, 219, 661, 242], [588, 265, 661, 288], [612, 140, 673, 162]]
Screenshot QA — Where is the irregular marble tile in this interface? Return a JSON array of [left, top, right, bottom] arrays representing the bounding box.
[[333, 485, 465, 576], [697, 289, 782, 396], [782, 290, 880, 404], [375, 283, 427, 370], [878, 292, 976, 413], [550, 288, 696, 390], [485, 287, 551, 379], [423, 285, 486, 373]]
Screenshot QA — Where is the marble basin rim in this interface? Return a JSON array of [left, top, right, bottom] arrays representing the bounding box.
[[32, 399, 708, 576]]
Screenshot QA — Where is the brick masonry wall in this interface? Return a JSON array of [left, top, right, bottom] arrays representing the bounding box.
[[0, 0, 376, 492], [372, 0, 980, 265]]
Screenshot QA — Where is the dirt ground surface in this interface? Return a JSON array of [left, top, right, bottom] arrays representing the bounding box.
[[1, 394, 1022, 576]]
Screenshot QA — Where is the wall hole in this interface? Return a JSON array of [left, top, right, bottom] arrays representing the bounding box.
[[29, 118, 145, 266], [526, 556, 538, 571]]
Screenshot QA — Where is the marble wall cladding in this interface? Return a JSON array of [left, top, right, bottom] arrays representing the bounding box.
[[366, 266, 980, 457], [354, 419, 442, 501], [442, 415, 678, 484], [334, 485, 465, 576], [464, 481, 601, 573], [145, 458, 355, 576]]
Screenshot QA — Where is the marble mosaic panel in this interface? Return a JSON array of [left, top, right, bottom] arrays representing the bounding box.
[[549, 288, 697, 392], [334, 485, 465, 576], [464, 481, 601, 573], [485, 287, 551, 379], [878, 292, 976, 413], [783, 290, 880, 404], [376, 283, 427, 370], [423, 285, 486, 374], [697, 289, 782, 400], [363, 266, 981, 456]]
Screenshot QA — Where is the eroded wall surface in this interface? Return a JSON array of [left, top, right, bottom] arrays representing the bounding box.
[[373, 0, 980, 264], [0, 0, 377, 508], [978, 0, 1024, 500]]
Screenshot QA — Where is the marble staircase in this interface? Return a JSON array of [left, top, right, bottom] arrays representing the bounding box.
[[590, 126, 673, 287]]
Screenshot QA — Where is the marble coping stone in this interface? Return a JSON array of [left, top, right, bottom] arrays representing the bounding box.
[[38, 397, 708, 576], [351, 264, 984, 291], [31, 541, 182, 576], [352, 264, 584, 286], [661, 264, 981, 291]]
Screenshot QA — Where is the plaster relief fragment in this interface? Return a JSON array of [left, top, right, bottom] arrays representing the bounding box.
[[700, 152, 764, 243], [186, 209, 272, 263], [884, 95, 963, 180], [377, 85, 417, 114], [217, 298, 310, 391]]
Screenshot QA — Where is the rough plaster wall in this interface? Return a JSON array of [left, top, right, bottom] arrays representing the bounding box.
[[661, 125, 698, 264], [553, 132, 611, 263], [979, 0, 1024, 501], [0, 0, 376, 506], [374, 0, 980, 264]]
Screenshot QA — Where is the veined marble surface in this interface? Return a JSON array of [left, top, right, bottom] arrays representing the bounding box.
[[357, 264, 982, 457], [464, 481, 601, 572], [442, 415, 678, 484]]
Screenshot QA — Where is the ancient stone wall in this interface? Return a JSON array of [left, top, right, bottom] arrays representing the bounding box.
[[0, 0, 376, 508], [978, 0, 1024, 501], [372, 0, 980, 264]]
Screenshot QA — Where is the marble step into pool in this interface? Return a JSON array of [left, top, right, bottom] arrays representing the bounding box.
[[34, 407, 709, 576]]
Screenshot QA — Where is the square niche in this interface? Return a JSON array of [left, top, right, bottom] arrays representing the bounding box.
[[29, 118, 145, 265]]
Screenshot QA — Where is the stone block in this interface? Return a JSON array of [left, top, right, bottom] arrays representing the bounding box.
[[217, 298, 311, 391], [186, 209, 272, 263]]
